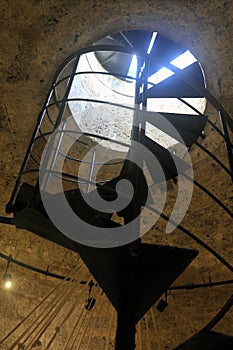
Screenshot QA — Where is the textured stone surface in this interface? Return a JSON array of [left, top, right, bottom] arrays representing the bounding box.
[[0, 0, 232, 349]]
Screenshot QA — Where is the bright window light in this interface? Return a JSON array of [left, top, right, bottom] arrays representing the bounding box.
[[127, 54, 138, 78], [147, 32, 158, 54], [170, 50, 197, 69], [148, 67, 174, 85], [148, 50, 197, 85]]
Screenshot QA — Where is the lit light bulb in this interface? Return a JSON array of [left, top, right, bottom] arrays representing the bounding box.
[[3, 273, 12, 289], [5, 280, 12, 289]]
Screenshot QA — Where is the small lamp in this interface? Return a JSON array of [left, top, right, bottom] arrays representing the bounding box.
[[3, 255, 13, 289], [3, 273, 12, 289]]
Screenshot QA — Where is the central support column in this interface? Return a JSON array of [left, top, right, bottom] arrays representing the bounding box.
[[114, 55, 145, 350], [115, 310, 136, 350], [114, 240, 141, 350]]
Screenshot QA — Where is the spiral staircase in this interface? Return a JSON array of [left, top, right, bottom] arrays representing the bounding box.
[[1, 30, 232, 349]]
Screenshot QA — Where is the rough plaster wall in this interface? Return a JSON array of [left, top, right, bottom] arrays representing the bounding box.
[[0, 0, 232, 349]]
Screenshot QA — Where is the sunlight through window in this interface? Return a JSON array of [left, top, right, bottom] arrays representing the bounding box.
[[148, 50, 197, 85], [127, 54, 138, 78], [147, 32, 158, 54], [171, 50, 197, 69]]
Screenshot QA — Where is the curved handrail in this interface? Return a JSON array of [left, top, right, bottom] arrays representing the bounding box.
[[6, 45, 233, 215]]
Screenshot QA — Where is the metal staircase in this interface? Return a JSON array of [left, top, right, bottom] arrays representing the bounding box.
[[2, 30, 233, 349]]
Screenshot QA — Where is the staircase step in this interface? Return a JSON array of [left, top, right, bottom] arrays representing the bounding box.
[[175, 330, 233, 350], [76, 243, 198, 323], [141, 110, 207, 147], [145, 62, 205, 98]]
